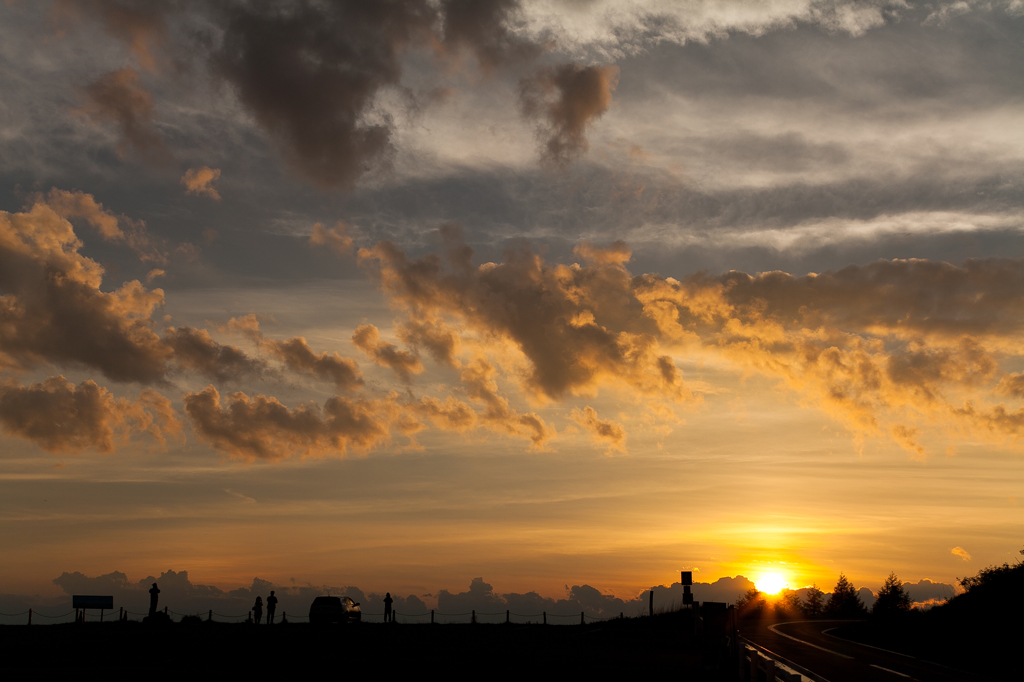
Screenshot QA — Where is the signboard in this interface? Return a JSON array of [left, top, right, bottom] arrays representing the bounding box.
[[680, 571, 692, 586], [73, 595, 113, 610]]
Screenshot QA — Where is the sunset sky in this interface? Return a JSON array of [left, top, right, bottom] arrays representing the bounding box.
[[1, 0, 1022, 609]]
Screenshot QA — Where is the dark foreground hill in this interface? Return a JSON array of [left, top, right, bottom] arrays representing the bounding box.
[[1, 612, 732, 678], [833, 557, 1023, 679]]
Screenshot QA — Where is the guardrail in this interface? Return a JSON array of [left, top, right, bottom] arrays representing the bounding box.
[[739, 637, 828, 682]]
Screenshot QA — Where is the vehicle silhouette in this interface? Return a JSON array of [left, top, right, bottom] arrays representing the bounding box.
[[308, 596, 361, 624]]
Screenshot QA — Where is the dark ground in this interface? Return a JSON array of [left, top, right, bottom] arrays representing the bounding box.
[[740, 617, 995, 682], [1, 613, 736, 678], [831, 619, 1016, 679]]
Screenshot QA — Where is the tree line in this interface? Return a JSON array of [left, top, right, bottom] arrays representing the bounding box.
[[735, 571, 911, 619]]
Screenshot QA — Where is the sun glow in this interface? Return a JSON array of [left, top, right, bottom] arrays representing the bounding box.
[[756, 573, 789, 595]]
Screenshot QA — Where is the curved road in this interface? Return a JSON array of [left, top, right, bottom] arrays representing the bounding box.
[[739, 619, 988, 682]]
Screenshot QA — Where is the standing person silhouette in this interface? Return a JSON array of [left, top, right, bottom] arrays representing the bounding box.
[[383, 593, 393, 623], [148, 583, 160, 617], [253, 596, 263, 625], [266, 590, 278, 625]]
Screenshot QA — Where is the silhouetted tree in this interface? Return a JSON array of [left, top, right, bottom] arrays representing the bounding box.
[[825, 573, 867, 618], [735, 587, 766, 617], [804, 584, 824, 617], [872, 572, 912, 618], [957, 547, 1024, 593], [775, 591, 802, 617]]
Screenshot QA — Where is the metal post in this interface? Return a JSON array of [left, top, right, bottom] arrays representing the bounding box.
[[28, 609, 32, 625], [506, 609, 509, 624], [208, 609, 212, 622], [543, 611, 546, 625], [650, 589, 654, 617], [471, 609, 476, 624], [580, 611, 584, 625], [431, 609, 434, 624]]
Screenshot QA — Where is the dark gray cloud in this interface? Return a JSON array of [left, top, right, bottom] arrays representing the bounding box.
[[76, 67, 172, 165], [212, 0, 438, 189], [440, 0, 538, 72], [519, 63, 619, 168]]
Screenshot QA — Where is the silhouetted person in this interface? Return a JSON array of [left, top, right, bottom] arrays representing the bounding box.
[[266, 590, 278, 624], [148, 583, 160, 617], [253, 596, 263, 625], [383, 593, 393, 623]]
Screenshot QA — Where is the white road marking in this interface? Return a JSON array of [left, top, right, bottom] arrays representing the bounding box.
[[870, 663, 916, 679], [767, 623, 854, 659]]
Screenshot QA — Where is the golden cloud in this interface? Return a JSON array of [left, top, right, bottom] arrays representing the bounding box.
[[360, 231, 1024, 455], [570, 406, 626, 452], [309, 222, 354, 256], [0, 376, 179, 453], [951, 546, 971, 561], [182, 385, 397, 461], [351, 324, 424, 384], [181, 167, 222, 200]]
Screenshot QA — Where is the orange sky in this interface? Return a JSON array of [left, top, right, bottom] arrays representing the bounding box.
[[1, 0, 1022, 605]]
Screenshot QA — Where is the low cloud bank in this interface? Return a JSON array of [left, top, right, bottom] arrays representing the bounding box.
[[0, 570, 960, 624], [0, 571, 763, 624]]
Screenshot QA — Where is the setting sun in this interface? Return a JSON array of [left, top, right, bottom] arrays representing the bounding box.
[[756, 574, 790, 595]]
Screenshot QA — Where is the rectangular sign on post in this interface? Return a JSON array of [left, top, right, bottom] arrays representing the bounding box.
[[680, 571, 692, 586], [73, 595, 113, 610]]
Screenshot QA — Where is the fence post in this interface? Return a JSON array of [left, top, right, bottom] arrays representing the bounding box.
[[208, 609, 212, 622], [650, 589, 654, 617], [620, 611, 623, 619], [472, 609, 476, 624], [431, 609, 434, 624], [543, 611, 547, 625], [580, 611, 584, 625], [506, 609, 509, 624], [28, 609, 32, 625]]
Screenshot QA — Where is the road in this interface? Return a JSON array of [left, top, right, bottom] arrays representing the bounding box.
[[739, 619, 989, 682]]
